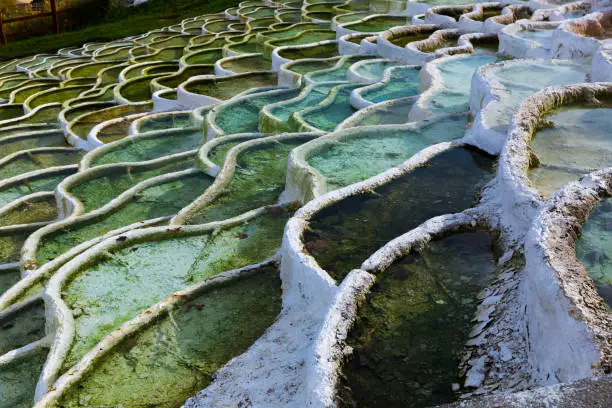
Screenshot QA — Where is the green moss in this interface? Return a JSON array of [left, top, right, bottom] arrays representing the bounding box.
[[59, 265, 281, 408]]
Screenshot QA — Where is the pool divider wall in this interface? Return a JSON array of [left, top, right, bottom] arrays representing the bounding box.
[[172, 132, 321, 225], [553, 10, 612, 61], [523, 170, 612, 382], [306, 210, 490, 406], [484, 82, 612, 381]]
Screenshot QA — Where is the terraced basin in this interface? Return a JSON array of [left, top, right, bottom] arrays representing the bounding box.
[[304, 147, 495, 281]]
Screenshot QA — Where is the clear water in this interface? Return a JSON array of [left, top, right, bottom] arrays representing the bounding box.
[[304, 147, 496, 281], [207, 136, 259, 166], [70, 105, 151, 141], [358, 66, 420, 104], [269, 82, 340, 122], [37, 171, 213, 266], [0, 347, 48, 408], [310, 114, 469, 190], [221, 55, 272, 73], [353, 60, 406, 83], [341, 231, 497, 407], [58, 265, 281, 408], [576, 199, 612, 307], [0, 150, 83, 180], [341, 98, 416, 128], [70, 157, 194, 212], [515, 28, 555, 50], [186, 73, 278, 101], [306, 56, 372, 83], [0, 268, 21, 297], [284, 57, 340, 75], [188, 138, 311, 224], [0, 298, 46, 355], [61, 210, 289, 369], [422, 54, 500, 116], [295, 84, 361, 132], [91, 129, 202, 166], [483, 61, 588, 134], [529, 107, 612, 197], [214, 88, 300, 134]]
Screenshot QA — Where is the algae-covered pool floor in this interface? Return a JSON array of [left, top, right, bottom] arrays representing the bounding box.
[[0, 0, 610, 407]]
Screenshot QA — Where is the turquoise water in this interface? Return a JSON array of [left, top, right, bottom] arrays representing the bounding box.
[[576, 199, 612, 307], [294, 84, 361, 131], [269, 82, 341, 122], [306, 56, 372, 83], [310, 114, 469, 190], [529, 107, 612, 198], [516, 28, 555, 50], [341, 97, 416, 128], [214, 88, 300, 134], [358, 66, 421, 104]]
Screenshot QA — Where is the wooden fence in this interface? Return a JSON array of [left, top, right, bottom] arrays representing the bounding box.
[[0, 0, 97, 44]]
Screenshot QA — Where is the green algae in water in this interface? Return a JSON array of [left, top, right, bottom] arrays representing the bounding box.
[[359, 66, 420, 104], [304, 147, 496, 281], [342, 98, 416, 128], [0, 268, 21, 297], [214, 88, 300, 134], [185, 72, 278, 101], [91, 129, 202, 166], [306, 55, 372, 83], [70, 105, 151, 141], [137, 113, 193, 133], [296, 84, 361, 132], [0, 171, 74, 209], [340, 231, 496, 407], [277, 42, 339, 60], [0, 347, 48, 408], [528, 107, 612, 198], [37, 171, 213, 265], [343, 16, 410, 33], [284, 57, 341, 75], [96, 116, 144, 144], [270, 82, 342, 122], [0, 298, 46, 355], [207, 136, 259, 167], [0, 194, 58, 227], [576, 198, 612, 307], [188, 139, 309, 224], [71, 157, 194, 212], [353, 60, 406, 83], [0, 132, 67, 160], [310, 114, 469, 190], [61, 209, 290, 369], [0, 228, 31, 265], [220, 55, 272, 73], [0, 150, 84, 180], [59, 265, 281, 408]]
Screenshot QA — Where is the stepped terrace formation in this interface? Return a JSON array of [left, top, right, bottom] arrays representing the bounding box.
[[0, 0, 610, 407]]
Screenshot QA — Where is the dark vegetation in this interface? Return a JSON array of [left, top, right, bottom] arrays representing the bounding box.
[[0, 0, 241, 59]]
